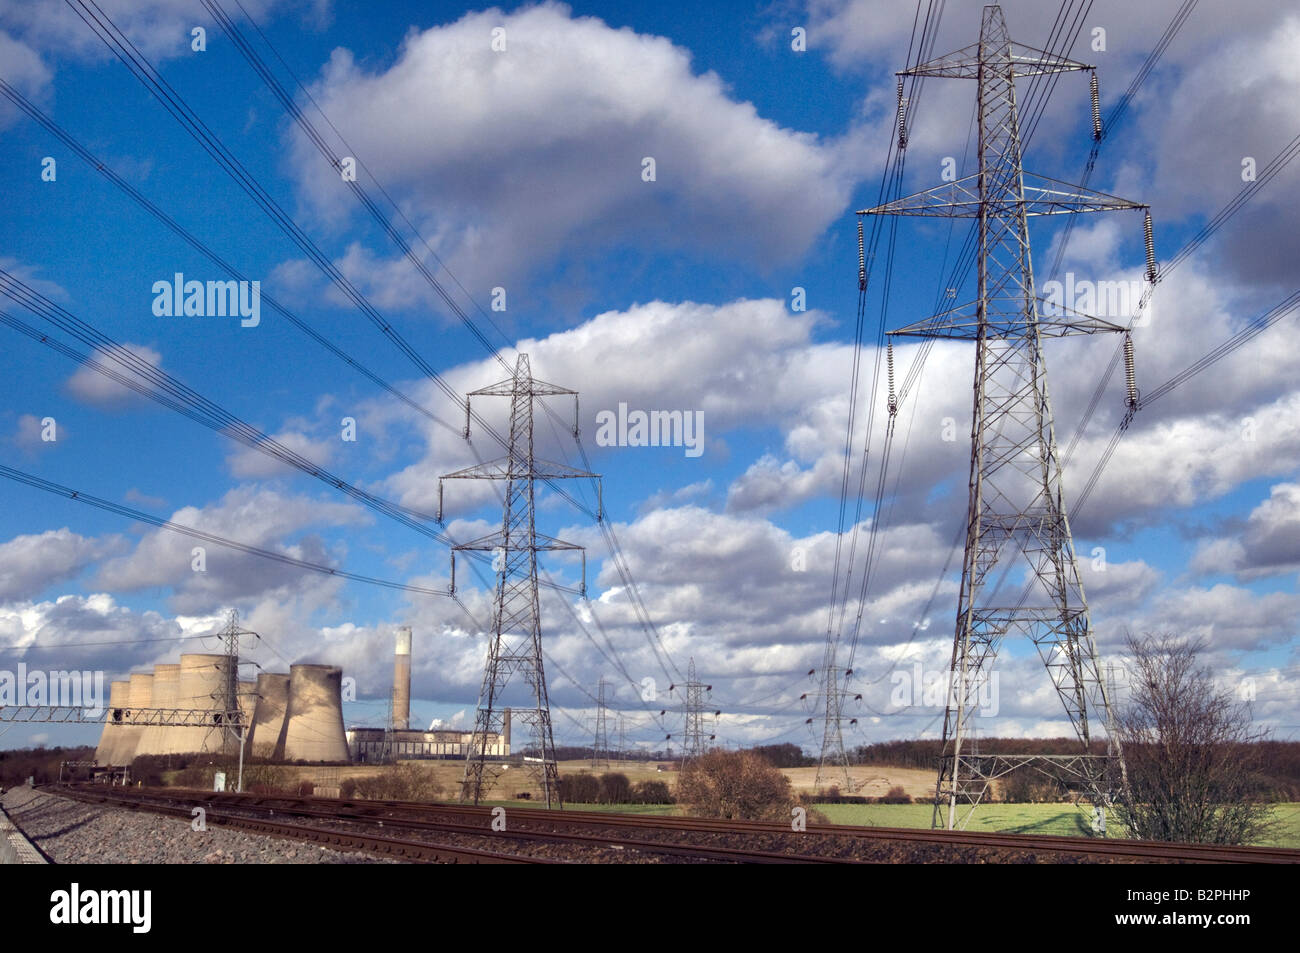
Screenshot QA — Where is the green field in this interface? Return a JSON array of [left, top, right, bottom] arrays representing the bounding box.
[[556, 801, 1300, 848], [812, 802, 1300, 848]]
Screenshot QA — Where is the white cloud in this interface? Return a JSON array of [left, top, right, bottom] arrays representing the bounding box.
[[65, 342, 164, 407], [11, 413, 59, 452], [1190, 482, 1300, 580], [0, 529, 120, 601], [226, 428, 339, 479], [94, 486, 370, 612], [284, 2, 857, 296]]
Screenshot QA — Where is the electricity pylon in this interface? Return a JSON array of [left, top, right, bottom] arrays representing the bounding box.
[[860, 5, 1149, 830], [591, 679, 611, 768], [666, 658, 716, 764], [440, 353, 596, 809], [213, 608, 255, 792], [214, 609, 252, 757], [808, 654, 860, 792]]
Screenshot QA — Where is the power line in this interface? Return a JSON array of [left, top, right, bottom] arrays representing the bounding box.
[[0, 462, 453, 598]]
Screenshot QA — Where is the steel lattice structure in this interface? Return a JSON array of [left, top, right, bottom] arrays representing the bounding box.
[[860, 5, 1149, 831], [810, 658, 859, 792], [214, 608, 254, 759], [591, 678, 612, 768], [667, 657, 716, 763], [441, 353, 595, 809]]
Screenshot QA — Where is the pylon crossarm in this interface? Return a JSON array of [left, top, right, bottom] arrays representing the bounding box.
[[901, 41, 1092, 80], [1018, 173, 1148, 215], [944, 753, 1117, 783], [452, 530, 584, 552], [888, 298, 1128, 340], [859, 172, 1145, 219], [441, 457, 596, 481], [468, 376, 577, 398]]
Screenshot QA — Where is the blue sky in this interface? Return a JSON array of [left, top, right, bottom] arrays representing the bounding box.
[[1, 0, 1298, 753]]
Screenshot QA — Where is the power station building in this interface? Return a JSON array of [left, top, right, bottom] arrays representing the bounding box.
[[346, 712, 511, 762], [95, 626, 495, 768], [347, 628, 511, 761]]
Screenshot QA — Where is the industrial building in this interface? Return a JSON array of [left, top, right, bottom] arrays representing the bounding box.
[[94, 627, 498, 767], [347, 714, 510, 763], [347, 628, 510, 762]]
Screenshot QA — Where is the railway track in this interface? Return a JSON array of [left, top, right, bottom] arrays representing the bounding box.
[[56, 784, 1300, 863], [48, 785, 860, 863], [49, 785, 548, 864]]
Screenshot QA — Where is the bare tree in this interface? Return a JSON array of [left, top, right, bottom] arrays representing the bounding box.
[[1115, 632, 1273, 845]]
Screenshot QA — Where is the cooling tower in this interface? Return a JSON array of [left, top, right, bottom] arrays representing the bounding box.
[[117, 672, 154, 765], [238, 679, 255, 732], [95, 680, 130, 766], [137, 663, 179, 757], [282, 664, 349, 762], [166, 654, 228, 755], [392, 626, 411, 731], [247, 672, 290, 760]]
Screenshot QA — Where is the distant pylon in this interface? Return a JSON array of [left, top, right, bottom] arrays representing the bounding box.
[[809, 652, 860, 791], [860, 5, 1145, 830], [666, 658, 716, 763], [591, 679, 612, 768], [440, 353, 596, 809]]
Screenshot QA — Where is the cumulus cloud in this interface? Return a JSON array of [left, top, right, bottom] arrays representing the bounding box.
[[1190, 483, 1300, 580], [0, 592, 186, 676], [0, 0, 291, 65], [226, 429, 339, 479], [65, 342, 164, 407], [284, 2, 857, 297], [0, 529, 121, 602], [11, 413, 60, 452], [0, 28, 50, 130], [94, 486, 371, 612]]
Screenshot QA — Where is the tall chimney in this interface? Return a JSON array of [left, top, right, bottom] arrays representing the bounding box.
[[392, 626, 411, 731]]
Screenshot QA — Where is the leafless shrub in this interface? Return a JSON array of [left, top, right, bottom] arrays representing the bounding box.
[[1115, 632, 1274, 845], [351, 763, 443, 802]]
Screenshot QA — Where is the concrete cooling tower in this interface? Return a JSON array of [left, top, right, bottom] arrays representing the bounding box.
[[136, 663, 179, 757], [238, 679, 255, 732], [282, 664, 348, 762], [118, 672, 154, 765], [95, 680, 130, 766], [247, 672, 290, 759], [166, 653, 228, 755]]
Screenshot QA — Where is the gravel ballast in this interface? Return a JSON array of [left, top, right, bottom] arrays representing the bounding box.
[[1, 787, 395, 864]]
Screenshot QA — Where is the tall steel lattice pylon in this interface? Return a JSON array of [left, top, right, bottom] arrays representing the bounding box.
[[810, 655, 859, 792], [440, 353, 595, 809], [215, 608, 252, 758], [861, 5, 1151, 831], [667, 658, 716, 763], [591, 679, 611, 768]]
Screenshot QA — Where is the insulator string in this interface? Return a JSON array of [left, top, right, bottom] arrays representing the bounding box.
[[1089, 71, 1103, 141], [1144, 210, 1158, 283]]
